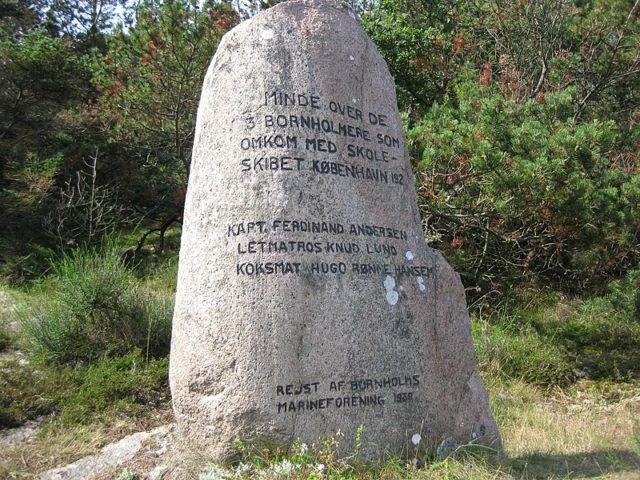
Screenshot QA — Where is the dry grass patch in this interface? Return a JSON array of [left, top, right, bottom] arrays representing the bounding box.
[[492, 379, 640, 479], [0, 408, 174, 479]]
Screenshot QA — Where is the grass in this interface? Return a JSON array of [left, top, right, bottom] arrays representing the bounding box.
[[492, 378, 639, 478], [4, 376, 634, 479], [0, 350, 172, 478], [185, 378, 638, 479], [187, 378, 638, 480], [1, 246, 638, 478], [0, 239, 176, 478]]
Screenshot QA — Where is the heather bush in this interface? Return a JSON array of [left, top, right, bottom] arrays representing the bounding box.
[[20, 241, 173, 365]]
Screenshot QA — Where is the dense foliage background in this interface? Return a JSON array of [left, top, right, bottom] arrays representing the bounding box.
[[1, 0, 638, 307], [363, 0, 639, 305], [1, 2, 639, 477]]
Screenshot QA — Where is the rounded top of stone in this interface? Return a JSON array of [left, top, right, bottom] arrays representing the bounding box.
[[300, 0, 346, 7], [279, 0, 355, 14], [275, 0, 359, 22]]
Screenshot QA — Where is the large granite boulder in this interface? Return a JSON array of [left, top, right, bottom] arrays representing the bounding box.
[[170, 0, 500, 460]]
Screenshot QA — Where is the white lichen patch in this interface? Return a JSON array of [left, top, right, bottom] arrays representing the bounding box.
[[405, 251, 415, 261], [417, 276, 427, 292], [383, 275, 399, 305], [261, 28, 274, 40], [387, 290, 399, 305]]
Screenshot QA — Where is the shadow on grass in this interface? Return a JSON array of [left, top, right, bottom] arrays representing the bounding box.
[[511, 448, 640, 479]]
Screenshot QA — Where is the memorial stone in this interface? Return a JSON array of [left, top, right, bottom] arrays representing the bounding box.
[[169, 0, 500, 460]]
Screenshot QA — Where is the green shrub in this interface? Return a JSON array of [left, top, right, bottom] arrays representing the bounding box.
[[556, 315, 640, 380], [0, 358, 76, 428], [20, 241, 173, 365], [0, 351, 168, 428], [473, 314, 574, 387], [408, 81, 640, 306], [551, 267, 640, 380], [58, 350, 169, 426], [138, 251, 179, 293], [0, 325, 10, 351], [475, 268, 640, 385], [0, 244, 57, 286]]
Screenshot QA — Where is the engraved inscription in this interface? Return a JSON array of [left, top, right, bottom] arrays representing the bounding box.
[[275, 374, 421, 414], [223, 89, 428, 281], [228, 218, 436, 279]]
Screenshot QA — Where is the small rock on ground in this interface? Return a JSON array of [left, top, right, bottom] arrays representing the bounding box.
[[39, 424, 175, 480], [0, 419, 42, 450], [148, 464, 169, 480]]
